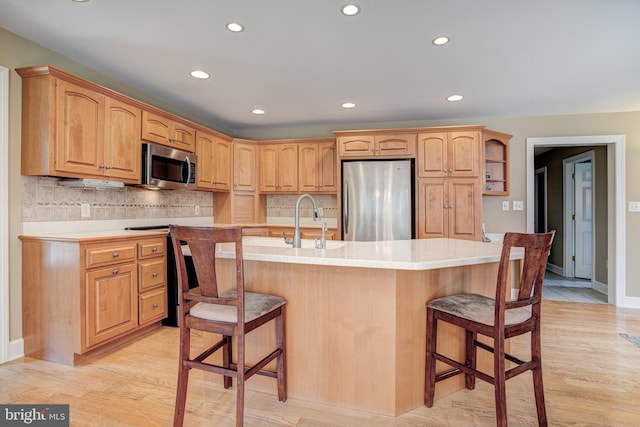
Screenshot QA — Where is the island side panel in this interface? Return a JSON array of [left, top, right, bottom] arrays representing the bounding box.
[[21, 239, 81, 365], [395, 261, 506, 414], [214, 259, 401, 415]]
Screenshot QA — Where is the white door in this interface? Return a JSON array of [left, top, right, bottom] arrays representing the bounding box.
[[574, 161, 593, 279]]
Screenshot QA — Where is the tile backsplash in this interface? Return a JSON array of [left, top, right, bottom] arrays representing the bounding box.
[[22, 176, 213, 222], [22, 177, 339, 223]]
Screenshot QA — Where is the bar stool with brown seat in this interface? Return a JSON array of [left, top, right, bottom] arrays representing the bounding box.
[[169, 225, 287, 427], [424, 231, 555, 427]]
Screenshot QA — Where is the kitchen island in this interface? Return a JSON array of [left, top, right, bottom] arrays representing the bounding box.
[[209, 236, 520, 416]]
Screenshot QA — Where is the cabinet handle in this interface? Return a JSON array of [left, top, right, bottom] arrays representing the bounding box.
[[152, 303, 158, 309], [152, 272, 158, 277], [152, 247, 158, 252], [106, 165, 111, 169], [112, 269, 119, 275], [99, 164, 105, 169], [112, 252, 119, 258]]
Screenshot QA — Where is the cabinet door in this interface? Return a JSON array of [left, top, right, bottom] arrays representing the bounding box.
[[196, 131, 216, 189], [277, 144, 299, 192], [233, 142, 257, 191], [417, 179, 448, 239], [212, 138, 231, 190], [319, 142, 337, 192], [85, 263, 138, 348], [374, 134, 416, 156], [337, 136, 375, 157], [448, 131, 480, 177], [448, 179, 481, 240], [104, 98, 141, 182], [417, 133, 448, 178], [55, 79, 105, 175], [298, 143, 319, 192], [141, 110, 171, 146], [170, 121, 196, 152], [258, 145, 279, 192]]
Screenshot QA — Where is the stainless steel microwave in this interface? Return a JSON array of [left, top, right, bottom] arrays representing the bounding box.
[[141, 143, 197, 190]]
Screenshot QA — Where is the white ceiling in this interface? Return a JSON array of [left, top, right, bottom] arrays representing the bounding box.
[[1, 0, 639, 133]]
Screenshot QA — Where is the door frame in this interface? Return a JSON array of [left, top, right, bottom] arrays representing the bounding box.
[[534, 166, 548, 233], [1, 65, 9, 363], [563, 151, 595, 280], [526, 135, 626, 307]]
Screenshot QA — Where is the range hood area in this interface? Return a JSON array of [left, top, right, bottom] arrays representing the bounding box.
[[59, 178, 125, 190]]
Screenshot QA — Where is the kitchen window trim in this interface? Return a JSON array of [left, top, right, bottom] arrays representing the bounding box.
[[1, 65, 10, 363]]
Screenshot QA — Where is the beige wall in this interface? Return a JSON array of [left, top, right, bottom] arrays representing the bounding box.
[[4, 27, 640, 344]]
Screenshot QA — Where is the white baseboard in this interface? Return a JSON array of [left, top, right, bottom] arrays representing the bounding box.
[[8, 338, 24, 361], [593, 280, 608, 295], [546, 263, 564, 276], [622, 296, 640, 309]]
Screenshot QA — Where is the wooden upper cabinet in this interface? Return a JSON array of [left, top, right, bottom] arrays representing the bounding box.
[[338, 134, 416, 158], [258, 143, 298, 193], [417, 131, 480, 178], [233, 141, 257, 192], [196, 130, 231, 191], [298, 140, 337, 193], [54, 79, 105, 176], [142, 110, 195, 152], [104, 98, 141, 181]]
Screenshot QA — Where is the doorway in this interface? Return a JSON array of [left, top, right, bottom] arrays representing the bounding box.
[[534, 167, 547, 234], [1, 65, 9, 363], [526, 135, 626, 307]]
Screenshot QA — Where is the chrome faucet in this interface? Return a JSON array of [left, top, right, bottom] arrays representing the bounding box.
[[283, 193, 321, 248]]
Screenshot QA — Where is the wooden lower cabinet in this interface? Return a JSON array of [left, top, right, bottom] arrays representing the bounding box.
[[20, 233, 168, 365], [417, 178, 481, 240]]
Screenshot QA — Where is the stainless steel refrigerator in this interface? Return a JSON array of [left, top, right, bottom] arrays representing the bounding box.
[[342, 160, 413, 241]]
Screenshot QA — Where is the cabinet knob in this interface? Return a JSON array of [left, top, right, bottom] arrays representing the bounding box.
[[99, 164, 105, 169], [106, 165, 111, 169], [152, 272, 158, 277], [112, 269, 119, 275], [112, 252, 119, 258], [152, 303, 158, 309], [152, 247, 158, 252]]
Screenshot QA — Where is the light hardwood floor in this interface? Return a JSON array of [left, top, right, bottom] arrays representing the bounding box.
[[2, 300, 640, 426]]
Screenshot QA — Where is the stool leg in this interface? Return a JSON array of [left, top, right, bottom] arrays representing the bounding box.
[[424, 307, 437, 407], [465, 330, 477, 390], [174, 328, 191, 427], [494, 335, 508, 427], [236, 333, 245, 427], [532, 326, 548, 426], [223, 335, 232, 389], [276, 310, 287, 402]]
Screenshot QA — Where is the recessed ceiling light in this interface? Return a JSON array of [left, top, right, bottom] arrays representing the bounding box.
[[189, 70, 210, 79], [251, 109, 266, 115], [446, 94, 464, 102], [341, 4, 360, 16], [432, 36, 450, 46], [341, 102, 357, 109], [226, 22, 244, 32]]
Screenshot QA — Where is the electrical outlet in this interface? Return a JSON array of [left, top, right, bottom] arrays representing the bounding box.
[[502, 201, 509, 211], [194, 205, 200, 215], [81, 203, 90, 218], [318, 207, 324, 216], [513, 201, 524, 211], [629, 201, 640, 212]]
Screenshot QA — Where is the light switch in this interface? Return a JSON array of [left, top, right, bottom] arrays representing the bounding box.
[[629, 201, 640, 212], [513, 201, 524, 211], [502, 201, 509, 211]]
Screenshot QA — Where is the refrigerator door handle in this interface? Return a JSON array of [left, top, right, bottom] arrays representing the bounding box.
[[343, 182, 349, 235]]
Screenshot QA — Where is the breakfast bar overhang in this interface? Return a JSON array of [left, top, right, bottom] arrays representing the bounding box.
[[212, 236, 522, 416]]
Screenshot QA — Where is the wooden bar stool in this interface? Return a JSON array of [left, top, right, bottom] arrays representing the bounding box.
[[425, 231, 555, 426], [169, 225, 287, 427]]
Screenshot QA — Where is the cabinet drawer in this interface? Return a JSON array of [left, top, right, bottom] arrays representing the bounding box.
[[85, 243, 137, 269], [139, 287, 167, 325], [138, 238, 166, 259], [139, 258, 166, 291]]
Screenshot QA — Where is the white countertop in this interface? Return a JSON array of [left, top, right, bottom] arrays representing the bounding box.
[[210, 236, 521, 271]]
